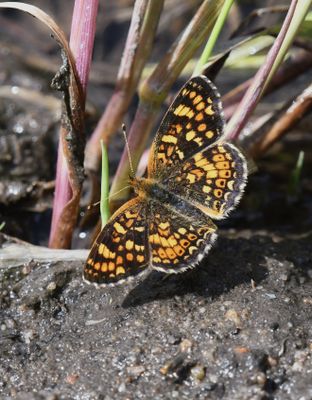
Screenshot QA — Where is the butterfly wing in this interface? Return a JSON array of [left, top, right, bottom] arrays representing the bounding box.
[[148, 200, 217, 273], [148, 75, 247, 220], [84, 198, 149, 286], [163, 143, 248, 219], [148, 75, 224, 180]]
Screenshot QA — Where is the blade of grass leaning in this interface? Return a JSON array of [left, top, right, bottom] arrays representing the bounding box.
[[230, 6, 288, 38], [109, 0, 225, 208], [265, 0, 312, 88], [225, 0, 312, 141], [234, 7, 312, 41], [0, 222, 5, 231], [193, 0, 235, 76], [195, 32, 275, 82], [100, 140, 110, 228], [288, 150, 305, 197], [223, 49, 312, 120], [174, 32, 272, 80], [296, 10, 312, 38]]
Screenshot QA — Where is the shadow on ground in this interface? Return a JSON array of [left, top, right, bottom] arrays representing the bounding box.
[[123, 236, 268, 308]]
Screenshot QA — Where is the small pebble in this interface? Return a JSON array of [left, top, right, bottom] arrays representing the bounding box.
[[225, 309, 241, 327], [118, 382, 126, 393], [167, 334, 178, 345], [280, 273, 289, 282], [47, 281, 57, 292], [22, 264, 32, 275], [65, 374, 79, 384], [234, 347, 250, 354], [160, 364, 169, 375], [256, 372, 267, 386], [284, 297, 291, 303], [5, 319, 16, 329], [46, 395, 59, 400], [190, 365, 206, 382], [22, 329, 34, 344], [267, 356, 277, 367], [179, 339, 192, 353], [126, 365, 145, 377], [264, 293, 276, 300]]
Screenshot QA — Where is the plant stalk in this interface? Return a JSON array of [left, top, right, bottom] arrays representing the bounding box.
[[49, 0, 98, 248], [109, 0, 224, 207], [225, 0, 311, 141]]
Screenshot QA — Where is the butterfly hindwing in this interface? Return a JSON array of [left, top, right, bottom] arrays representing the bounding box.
[[148, 75, 225, 179], [163, 143, 248, 219], [148, 200, 217, 273], [84, 198, 149, 286]]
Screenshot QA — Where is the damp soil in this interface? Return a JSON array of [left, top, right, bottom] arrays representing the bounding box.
[[1, 228, 312, 400]]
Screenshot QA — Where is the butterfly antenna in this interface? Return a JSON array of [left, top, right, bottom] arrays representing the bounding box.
[[87, 200, 101, 210], [87, 185, 131, 210], [122, 123, 135, 178], [109, 185, 131, 199]]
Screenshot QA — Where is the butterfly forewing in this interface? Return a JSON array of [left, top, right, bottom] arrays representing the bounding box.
[[84, 198, 149, 285], [148, 76, 225, 180]]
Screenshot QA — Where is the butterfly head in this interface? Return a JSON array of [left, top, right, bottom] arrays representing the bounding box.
[[130, 176, 150, 198]]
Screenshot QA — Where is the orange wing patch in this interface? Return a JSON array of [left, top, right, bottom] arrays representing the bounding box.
[[148, 76, 224, 180], [148, 203, 217, 273], [84, 198, 149, 286], [164, 143, 247, 219]]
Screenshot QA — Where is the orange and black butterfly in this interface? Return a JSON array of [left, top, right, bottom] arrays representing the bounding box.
[[84, 76, 248, 286]]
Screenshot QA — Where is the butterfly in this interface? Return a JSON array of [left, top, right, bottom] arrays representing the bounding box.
[[84, 75, 248, 286]]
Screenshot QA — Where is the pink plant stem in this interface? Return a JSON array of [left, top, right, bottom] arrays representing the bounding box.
[[69, 0, 99, 102], [49, 0, 98, 247], [225, 0, 298, 141]]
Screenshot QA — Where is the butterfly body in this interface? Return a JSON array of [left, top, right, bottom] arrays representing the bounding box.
[[131, 177, 211, 222], [84, 76, 248, 286]]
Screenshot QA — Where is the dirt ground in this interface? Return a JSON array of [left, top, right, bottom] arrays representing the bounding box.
[[1, 228, 312, 400]]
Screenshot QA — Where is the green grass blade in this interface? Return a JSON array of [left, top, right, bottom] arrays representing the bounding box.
[[265, 0, 312, 88], [288, 150, 305, 197], [193, 0, 233, 76]]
